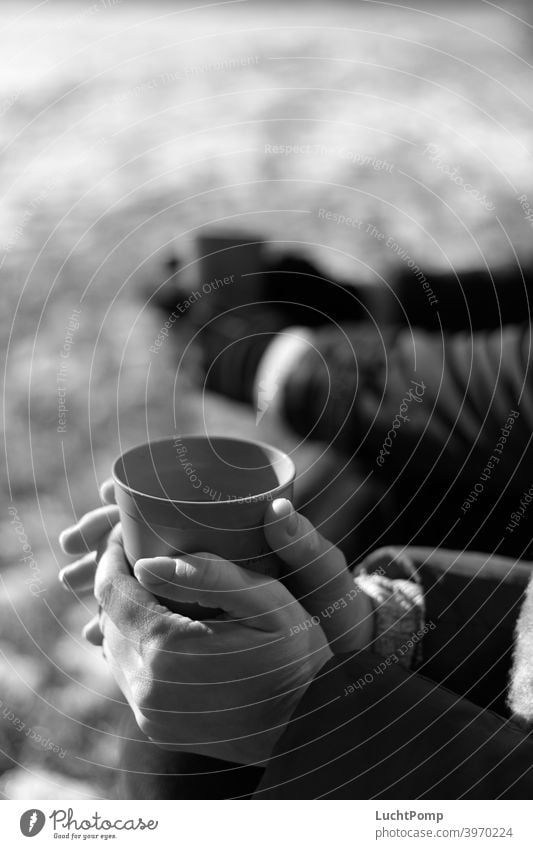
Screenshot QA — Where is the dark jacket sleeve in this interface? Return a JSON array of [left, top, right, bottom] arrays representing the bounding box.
[[254, 649, 533, 800], [357, 546, 532, 717], [282, 323, 533, 491]]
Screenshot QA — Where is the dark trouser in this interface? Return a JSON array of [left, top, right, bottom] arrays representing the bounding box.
[[117, 549, 532, 799], [117, 725, 264, 799]]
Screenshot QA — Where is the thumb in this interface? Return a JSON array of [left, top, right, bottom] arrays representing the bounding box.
[[264, 499, 354, 608], [134, 553, 289, 631], [264, 500, 375, 652]]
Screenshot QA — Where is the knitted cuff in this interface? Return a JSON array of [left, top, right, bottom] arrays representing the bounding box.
[[353, 571, 425, 669]]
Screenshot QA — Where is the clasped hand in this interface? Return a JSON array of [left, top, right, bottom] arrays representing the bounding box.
[[59, 481, 373, 765]]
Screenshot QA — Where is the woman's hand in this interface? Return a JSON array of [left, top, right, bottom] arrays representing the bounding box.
[[59, 480, 374, 654], [264, 499, 374, 653], [79, 524, 332, 765]]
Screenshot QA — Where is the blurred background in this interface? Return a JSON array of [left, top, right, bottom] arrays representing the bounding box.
[[2, 0, 533, 799]]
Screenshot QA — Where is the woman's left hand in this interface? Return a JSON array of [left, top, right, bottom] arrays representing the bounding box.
[[83, 524, 332, 765]]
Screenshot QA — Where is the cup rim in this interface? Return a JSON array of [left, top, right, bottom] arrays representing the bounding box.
[[112, 435, 296, 507]]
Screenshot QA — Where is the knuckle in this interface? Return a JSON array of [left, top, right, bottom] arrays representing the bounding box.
[[97, 607, 107, 631], [298, 518, 346, 570], [135, 710, 155, 739], [140, 632, 170, 671], [94, 574, 113, 608], [148, 615, 171, 645], [296, 516, 322, 560], [107, 522, 123, 544], [188, 553, 220, 593], [324, 542, 348, 578], [96, 524, 122, 561], [131, 669, 161, 714]]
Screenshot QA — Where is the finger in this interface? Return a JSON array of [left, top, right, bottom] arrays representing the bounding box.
[[134, 553, 289, 630], [100, 478, 116, 505], [96, 527, 208, 645], [264, 499, 352, 601], [265, 499, 374, 652], [59, 552, 97, 594], [59, 505, 120, 555], [82, 615, 103, 645]]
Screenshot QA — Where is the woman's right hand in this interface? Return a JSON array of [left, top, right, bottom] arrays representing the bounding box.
[[263, 500, 375, 653]]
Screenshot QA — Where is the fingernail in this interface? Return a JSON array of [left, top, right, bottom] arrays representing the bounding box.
[[134, 556, 175, 583], [273, 499, 299, 536]]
